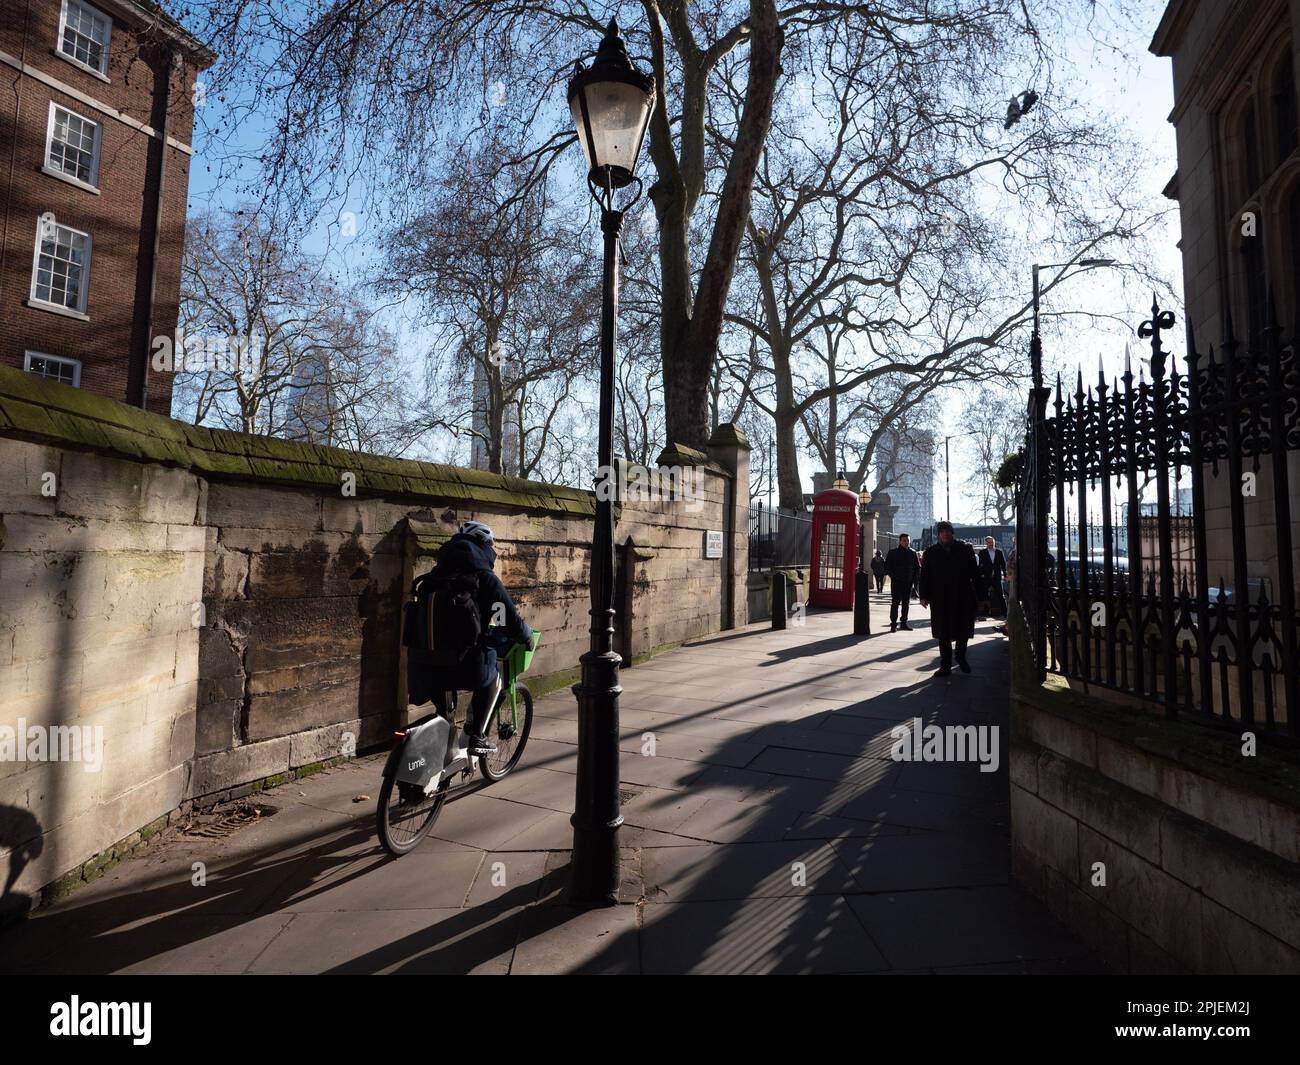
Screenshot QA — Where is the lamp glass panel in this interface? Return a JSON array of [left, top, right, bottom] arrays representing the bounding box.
[[570, 80, 651, 175]]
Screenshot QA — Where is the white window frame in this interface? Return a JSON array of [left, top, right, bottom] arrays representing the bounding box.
[[24, 351, 82, 387], [43, 100, 102, 192], [55, 0, 112, 81], [28, 216, 93, 319]]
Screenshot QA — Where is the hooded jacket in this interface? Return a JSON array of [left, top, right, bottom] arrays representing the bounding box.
[[407, 532, 532, 700]]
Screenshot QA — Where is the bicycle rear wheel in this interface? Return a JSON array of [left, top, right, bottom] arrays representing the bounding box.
[[376, 770, 447, 855], [478, 683, 533, 782]]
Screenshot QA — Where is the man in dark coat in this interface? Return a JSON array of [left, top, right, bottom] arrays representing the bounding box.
[[977, 535, 1008, 618], [407, 521, 532, 753], [919, 521, 988, 676], [884, 533, 920, 631], [870, 549, 887, 592]]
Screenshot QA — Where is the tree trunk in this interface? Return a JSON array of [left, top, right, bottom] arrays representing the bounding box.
[[662, 334, 714, 448], [775, 408, 803, 512], [653, 0, 781, 451]]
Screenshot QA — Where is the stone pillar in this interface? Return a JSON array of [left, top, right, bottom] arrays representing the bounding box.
[[862, 509, 878, 560], [708, 423, 752, 630]]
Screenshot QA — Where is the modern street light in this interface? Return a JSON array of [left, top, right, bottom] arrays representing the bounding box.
[[1026, 256, 1117, 667], [566, 19, 655, 905], [1030, 257, 1117, 389]]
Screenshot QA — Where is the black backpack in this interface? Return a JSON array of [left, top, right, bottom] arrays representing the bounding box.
[[404, 567, 483, 668]]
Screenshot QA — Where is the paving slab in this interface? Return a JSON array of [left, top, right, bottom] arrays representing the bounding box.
[[639, 894, 889, 975], [846, 886, 1093, 971]]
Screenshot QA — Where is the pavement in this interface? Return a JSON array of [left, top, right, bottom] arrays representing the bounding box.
[[0, 601, 1105, 975]]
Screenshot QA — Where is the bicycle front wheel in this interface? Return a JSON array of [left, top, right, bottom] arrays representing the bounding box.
[[479, 683, 533, 782]]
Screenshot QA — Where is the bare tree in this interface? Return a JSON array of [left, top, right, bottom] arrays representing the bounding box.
[[959, 385, 1023, 523], [376, 144, 597, 478], [716, 12, 1168, 509], [191, 1, 1165, 455], [173, 208, 410, 451]]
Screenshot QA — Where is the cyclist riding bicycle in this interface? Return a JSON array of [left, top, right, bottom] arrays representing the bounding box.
[[408, 520, 532, 756]]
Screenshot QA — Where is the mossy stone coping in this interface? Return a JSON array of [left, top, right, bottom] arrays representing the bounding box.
[[655, 441, 732, 476], [708, 421, 751, 450], [0, 364, 598, 517]]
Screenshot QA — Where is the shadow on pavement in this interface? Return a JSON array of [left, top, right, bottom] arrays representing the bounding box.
[[0, 615, 1100, 975]]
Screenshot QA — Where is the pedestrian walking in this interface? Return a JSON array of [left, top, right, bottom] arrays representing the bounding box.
[[870, 549, 887, 593], [919, 521, 988, 676], [885, 533, 920, 631], [978, 536, 1008, 618]]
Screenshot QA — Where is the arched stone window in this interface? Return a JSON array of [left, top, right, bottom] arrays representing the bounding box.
[[1272, 51, 1297, 166], [1243, 102, 1262, 195]]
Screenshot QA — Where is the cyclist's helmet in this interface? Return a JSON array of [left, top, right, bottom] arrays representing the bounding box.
[[459, 520, 495, 547]]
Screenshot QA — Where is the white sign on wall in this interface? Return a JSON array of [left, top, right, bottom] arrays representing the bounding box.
[[705, 530, 723, 559]]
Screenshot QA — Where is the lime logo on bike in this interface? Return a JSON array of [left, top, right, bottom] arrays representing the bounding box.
[[408, 757, 426, 771]]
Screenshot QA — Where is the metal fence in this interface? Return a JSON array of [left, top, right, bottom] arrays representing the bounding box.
[[1016, 298, 1299, 744], [748, 501, 812, 571]]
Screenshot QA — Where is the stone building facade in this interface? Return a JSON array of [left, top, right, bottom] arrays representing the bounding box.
[[1153, 0, 1300, 675], [0, 0, 212, 414], [1152, 0, 1298, 344]]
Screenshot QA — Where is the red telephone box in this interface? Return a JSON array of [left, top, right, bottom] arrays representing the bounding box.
[[808, 487, 859, 609]]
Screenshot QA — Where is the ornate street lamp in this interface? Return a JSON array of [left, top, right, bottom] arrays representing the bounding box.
[[566, 19, 655, 905], [854, 486, 872, 636]]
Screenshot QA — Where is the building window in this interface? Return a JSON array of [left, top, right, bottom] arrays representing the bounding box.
[[57, 0, 111, 77], [1243, 102, 1262, 195], [1273, 53, 1298, 165], [30, 218, 91, 314], [45, 102, 101, 188], [24, 351, 81, 387]]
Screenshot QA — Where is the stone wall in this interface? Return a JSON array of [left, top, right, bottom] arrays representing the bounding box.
[[0, 365, 748, 908], [1007, 605, 1300, 973]]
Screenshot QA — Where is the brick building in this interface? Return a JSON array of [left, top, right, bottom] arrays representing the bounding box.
[[0, 0, 212, 414]]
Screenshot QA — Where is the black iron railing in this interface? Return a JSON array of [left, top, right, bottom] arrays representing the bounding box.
[[748, 501, 812, 571], [1016, 297, 1300, 744]]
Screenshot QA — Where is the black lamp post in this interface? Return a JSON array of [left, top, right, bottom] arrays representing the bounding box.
[[566, 19, 655, 905], [854, 486, 872, 636]]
